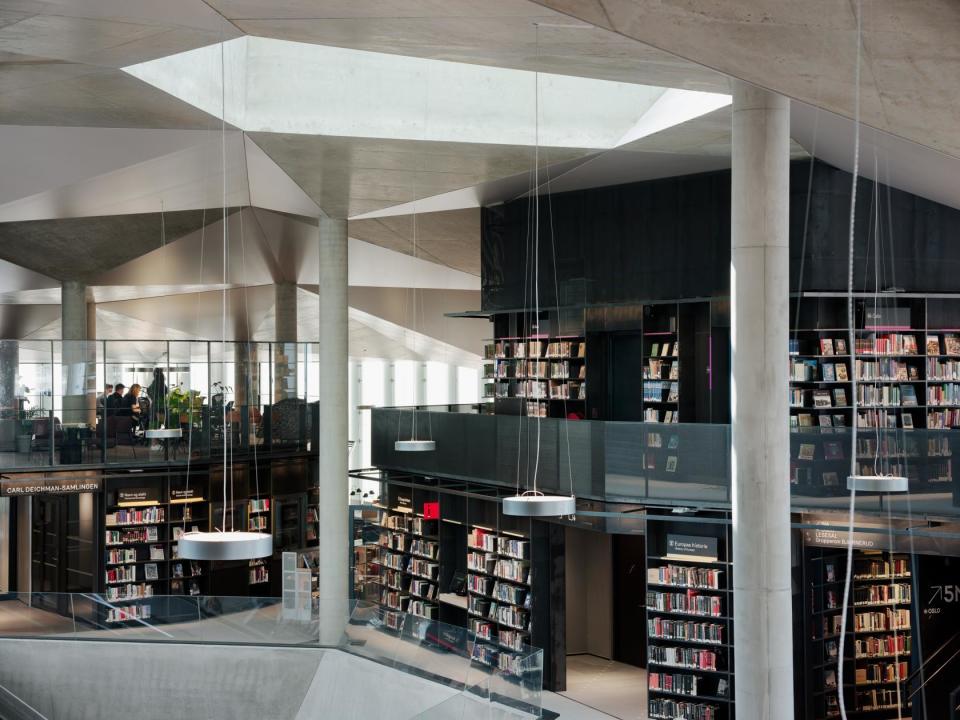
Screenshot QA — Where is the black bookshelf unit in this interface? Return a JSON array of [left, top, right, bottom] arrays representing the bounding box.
[[646, 515, 734, 720], [804, 547, 913, 719], [493, 336, 587, 418]]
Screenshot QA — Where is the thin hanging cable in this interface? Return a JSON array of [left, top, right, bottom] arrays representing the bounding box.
[[531, 22, 542, 494], [220, 40, 229, 533], [237, 157, 261, 509], [838, 3, 863, 718]]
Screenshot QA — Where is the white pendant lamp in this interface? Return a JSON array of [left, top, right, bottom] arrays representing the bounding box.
[[145, 428, 182, 439], [177, 42, 272, 563], [503, 24, 575, 519], [179, 529, 272, 560], [503, 491, 576, 518], [846, 475, 908, 492], [395, 439, 436, 452]]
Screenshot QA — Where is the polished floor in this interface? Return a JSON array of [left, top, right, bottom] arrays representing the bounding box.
[[559, 655, 647, 720]]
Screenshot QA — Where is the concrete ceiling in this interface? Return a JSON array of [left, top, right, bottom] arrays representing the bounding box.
[[533, 0, 960, 160], [349, 209, 480, 278], [204, 0, 728, 92]]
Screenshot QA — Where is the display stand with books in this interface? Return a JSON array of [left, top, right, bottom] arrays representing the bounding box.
[[645, 515, 734, 720]]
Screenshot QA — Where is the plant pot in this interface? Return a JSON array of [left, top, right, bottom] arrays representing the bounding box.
[[16, 434, 31, 454]]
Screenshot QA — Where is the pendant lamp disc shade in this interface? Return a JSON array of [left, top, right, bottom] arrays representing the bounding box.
[[395, 440, 436, 452], [846, 475, 909, 493], [145, 428, 182, 439], [178, 531, 273, 561], [503, 494, 576, 517]]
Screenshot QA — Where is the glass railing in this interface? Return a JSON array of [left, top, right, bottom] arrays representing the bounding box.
[[0, 339, 321, 470], [0, 593, 543, 718], [373, 407, 960, 518]]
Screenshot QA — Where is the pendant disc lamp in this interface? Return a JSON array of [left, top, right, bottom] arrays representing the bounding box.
[[179, 42, 271, 561], [503, 24, 575, 519], [395, 193, 435, 452]]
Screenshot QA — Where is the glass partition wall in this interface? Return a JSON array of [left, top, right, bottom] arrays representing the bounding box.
[[0, 340, 319, 470]]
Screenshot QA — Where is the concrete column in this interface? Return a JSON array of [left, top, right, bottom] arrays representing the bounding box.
[[0, 340, 19, 451], [61, 280, 94, 425], [274, 282, 298, 401], [317, 217, 348, 644], [730, 82, 793, 719]]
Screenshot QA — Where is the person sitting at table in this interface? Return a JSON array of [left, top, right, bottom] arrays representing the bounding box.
[[122, 384, 143, 422], [105, 384, 125, 415], [97, 384, 113, 413]]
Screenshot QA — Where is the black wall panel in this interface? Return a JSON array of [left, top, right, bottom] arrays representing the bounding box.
[[482, 160, 960, 311]]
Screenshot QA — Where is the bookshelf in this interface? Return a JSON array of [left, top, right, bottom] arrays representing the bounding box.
[[790, 295, 959, 492], [247, 496, 271, 586], [643, 305, 682, 424], [646, 517, 734, 720], [373, 508, 441, 631], [465, 525, 533, 677], [805, 548, 913, 719], [493, 336, 586, 418]]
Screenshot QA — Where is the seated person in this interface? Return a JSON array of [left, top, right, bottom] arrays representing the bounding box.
[[97, 384, 113, 413], [105, 384, 125, 415], [122, 384, 143, 424]]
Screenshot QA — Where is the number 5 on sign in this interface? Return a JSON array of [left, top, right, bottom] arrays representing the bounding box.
[[929, 585, 960, 603]]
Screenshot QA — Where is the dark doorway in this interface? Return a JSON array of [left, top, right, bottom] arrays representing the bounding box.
[[613, 533, 647, 668], [610, 334, 645, 421], [31, 494, 94, 596]]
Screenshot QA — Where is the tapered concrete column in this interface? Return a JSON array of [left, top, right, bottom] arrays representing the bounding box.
[[274, 281, 298, 401], [61, 280, 95, 425], [317, 217, 348, 644], [730, 82, 794, 719]]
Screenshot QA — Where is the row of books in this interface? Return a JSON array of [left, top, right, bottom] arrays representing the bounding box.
[[467, 528, 497, 552], [408, 558, 439, 581], [791, 359, 849, 382], [106, 548, 138, 565], [790, 388, 848, 408], [248, 498, 270, 513], [410, 539, 439, 560], [854, 558, 911, 579], [648, 698, 718, 720], [645, 381, 680, 403], [492, 581, 527, 605], [645, 409, 681, 423], [379, 549, 406, 572], [409, 579, 437, 601], [856, 633, 911, 658], [854, 608, 911, 632], [494, 360, 586, 380], [493, 340, 585, 359], [468, 551, 496, 574], [929, 383, 960, 405], [410, 518, 436, 537], [855, 334, 919, 356], [648, 618, 724, 644], [856, 687, 909, 711], [648, 591, 723, 618], [105, 507, 164, 527], [494, 558, 529, 584], [646, 360, 680, 380], [467, 573, 494, 596], [649, 645, 719, 671], [856, 359, 919, 381], [649, 672, 701, 696], [927, 358, 960, 379], [928, 409, 960, 427], [106, 604, 151, 624], [649, 342, 680, 358], [792, 413, 847, 430], [409, 600, 436, 620], [648, 565, 723, 590], [497, 537, 529, 559], [857, 661, 908, 684], [853, 583, 911, 605], [248, 516, 267, 531], [106, 583, 153, 602], [105, 526, 159, 545], [378, 531, 408, 552], [857, 410, 917, 429], [856, 384, 918, 407]]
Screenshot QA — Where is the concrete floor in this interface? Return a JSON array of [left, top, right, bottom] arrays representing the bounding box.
[[559, 655, 647, 720]]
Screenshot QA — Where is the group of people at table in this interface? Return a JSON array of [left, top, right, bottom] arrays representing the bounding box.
[[96, 383, 146, 426]]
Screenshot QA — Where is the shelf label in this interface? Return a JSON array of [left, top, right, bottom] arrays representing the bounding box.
[[666, 534, 718, 561], [1, 477, 101, 496]]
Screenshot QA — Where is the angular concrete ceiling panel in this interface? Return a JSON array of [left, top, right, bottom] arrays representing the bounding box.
[[0, 209, 216, 282], [244, 136, 321, 218], [0, 130, 249, 222], [349, 208, 479, 277], [206, 0, 727, 91], [534, 0, 960, 159], [249, 132, 587, 218], [345, 239, 478, 291]]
